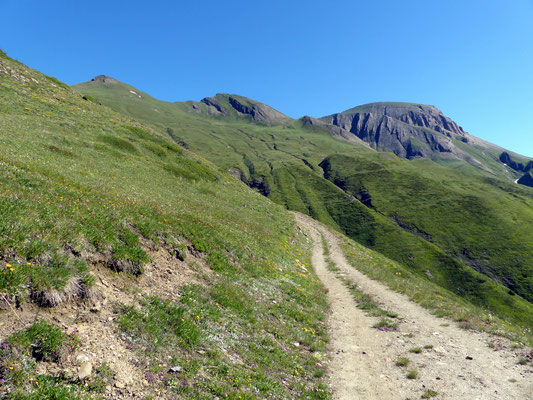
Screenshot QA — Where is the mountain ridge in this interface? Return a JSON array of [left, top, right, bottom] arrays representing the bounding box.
[[76, 76, 533, 179]]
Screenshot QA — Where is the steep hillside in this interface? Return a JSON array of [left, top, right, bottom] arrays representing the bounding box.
[[0, 51, 331, 399], [320, 153, 533, 304], [73, 76, 533, 332]]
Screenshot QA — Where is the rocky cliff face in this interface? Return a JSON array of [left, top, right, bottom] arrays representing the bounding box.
[[500, 151, 533, 173], [200, 94, 291, 126], [321, 102, 469, 159]]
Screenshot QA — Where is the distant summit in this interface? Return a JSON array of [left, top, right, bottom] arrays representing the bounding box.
[[91, 75, 118, 84]]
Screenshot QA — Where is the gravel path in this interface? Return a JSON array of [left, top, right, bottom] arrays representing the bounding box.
[[295, 212, 532, 400]]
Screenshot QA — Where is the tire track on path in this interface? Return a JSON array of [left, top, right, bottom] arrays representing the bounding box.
[[295, 212, 532, 400]]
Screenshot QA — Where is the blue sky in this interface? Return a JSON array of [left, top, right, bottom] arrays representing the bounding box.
[[2, 0, 533, 156]]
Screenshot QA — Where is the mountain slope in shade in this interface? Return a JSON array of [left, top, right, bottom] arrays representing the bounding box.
[[518, 172, 533, 187]]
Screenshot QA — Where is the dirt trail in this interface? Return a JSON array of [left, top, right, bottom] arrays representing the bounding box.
[[294, 213, 532, 400]]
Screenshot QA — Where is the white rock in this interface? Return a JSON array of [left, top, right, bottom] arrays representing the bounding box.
[[78, 362, 92, 379], [75, 353, 90, 364]]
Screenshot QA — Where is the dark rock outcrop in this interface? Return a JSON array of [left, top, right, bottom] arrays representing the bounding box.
[[355, 190, 373, 208], [201, 96, 226, 115], [517, 173, 533, 188], [228, 167, 271, 196], [500, 152, 533, 173]]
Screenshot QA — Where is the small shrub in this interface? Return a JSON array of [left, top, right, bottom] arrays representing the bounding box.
[[409, 347, 422, 354], [395, 357, 409, 367], [421, 389, 438, 398], [207, 253, 235, 273], [406, 369, 418, 379], [458, 321, 473, 330], [9, 321, 74, 361], [423, 344, 433, 349], [47, 145, 75, 157], [122, 125, 150, 139], [113, 244, 148, 265], [162, 159, 217, 182], [142, 142, 167, 157], [518, 358, 528, 365], [357, 300, 374, 310], [373, 318, 398, 331]]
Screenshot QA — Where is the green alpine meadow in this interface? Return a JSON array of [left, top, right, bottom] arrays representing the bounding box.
[[0, 44, 532, 399], [75, 73, 533, 327]]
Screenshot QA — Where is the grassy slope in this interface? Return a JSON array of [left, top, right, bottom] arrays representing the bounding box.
[[320, 154, 533, 315], [74, 77, 376, 219], [75, 78, 533, 330], [0, 52, 330, 399], [336, 230, 532, 344]]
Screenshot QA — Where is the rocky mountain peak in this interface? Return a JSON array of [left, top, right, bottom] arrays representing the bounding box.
[[321, 102, 470, 161], [349, 102, 465, 137]]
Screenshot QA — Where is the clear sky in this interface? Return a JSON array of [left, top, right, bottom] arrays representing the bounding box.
[[2, 0, 532, 156]]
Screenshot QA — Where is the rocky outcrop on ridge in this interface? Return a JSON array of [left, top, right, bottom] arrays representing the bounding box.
[[500, 151, 533, 173], [200, 93, 292, 126], [91, 75, 118, 84]]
